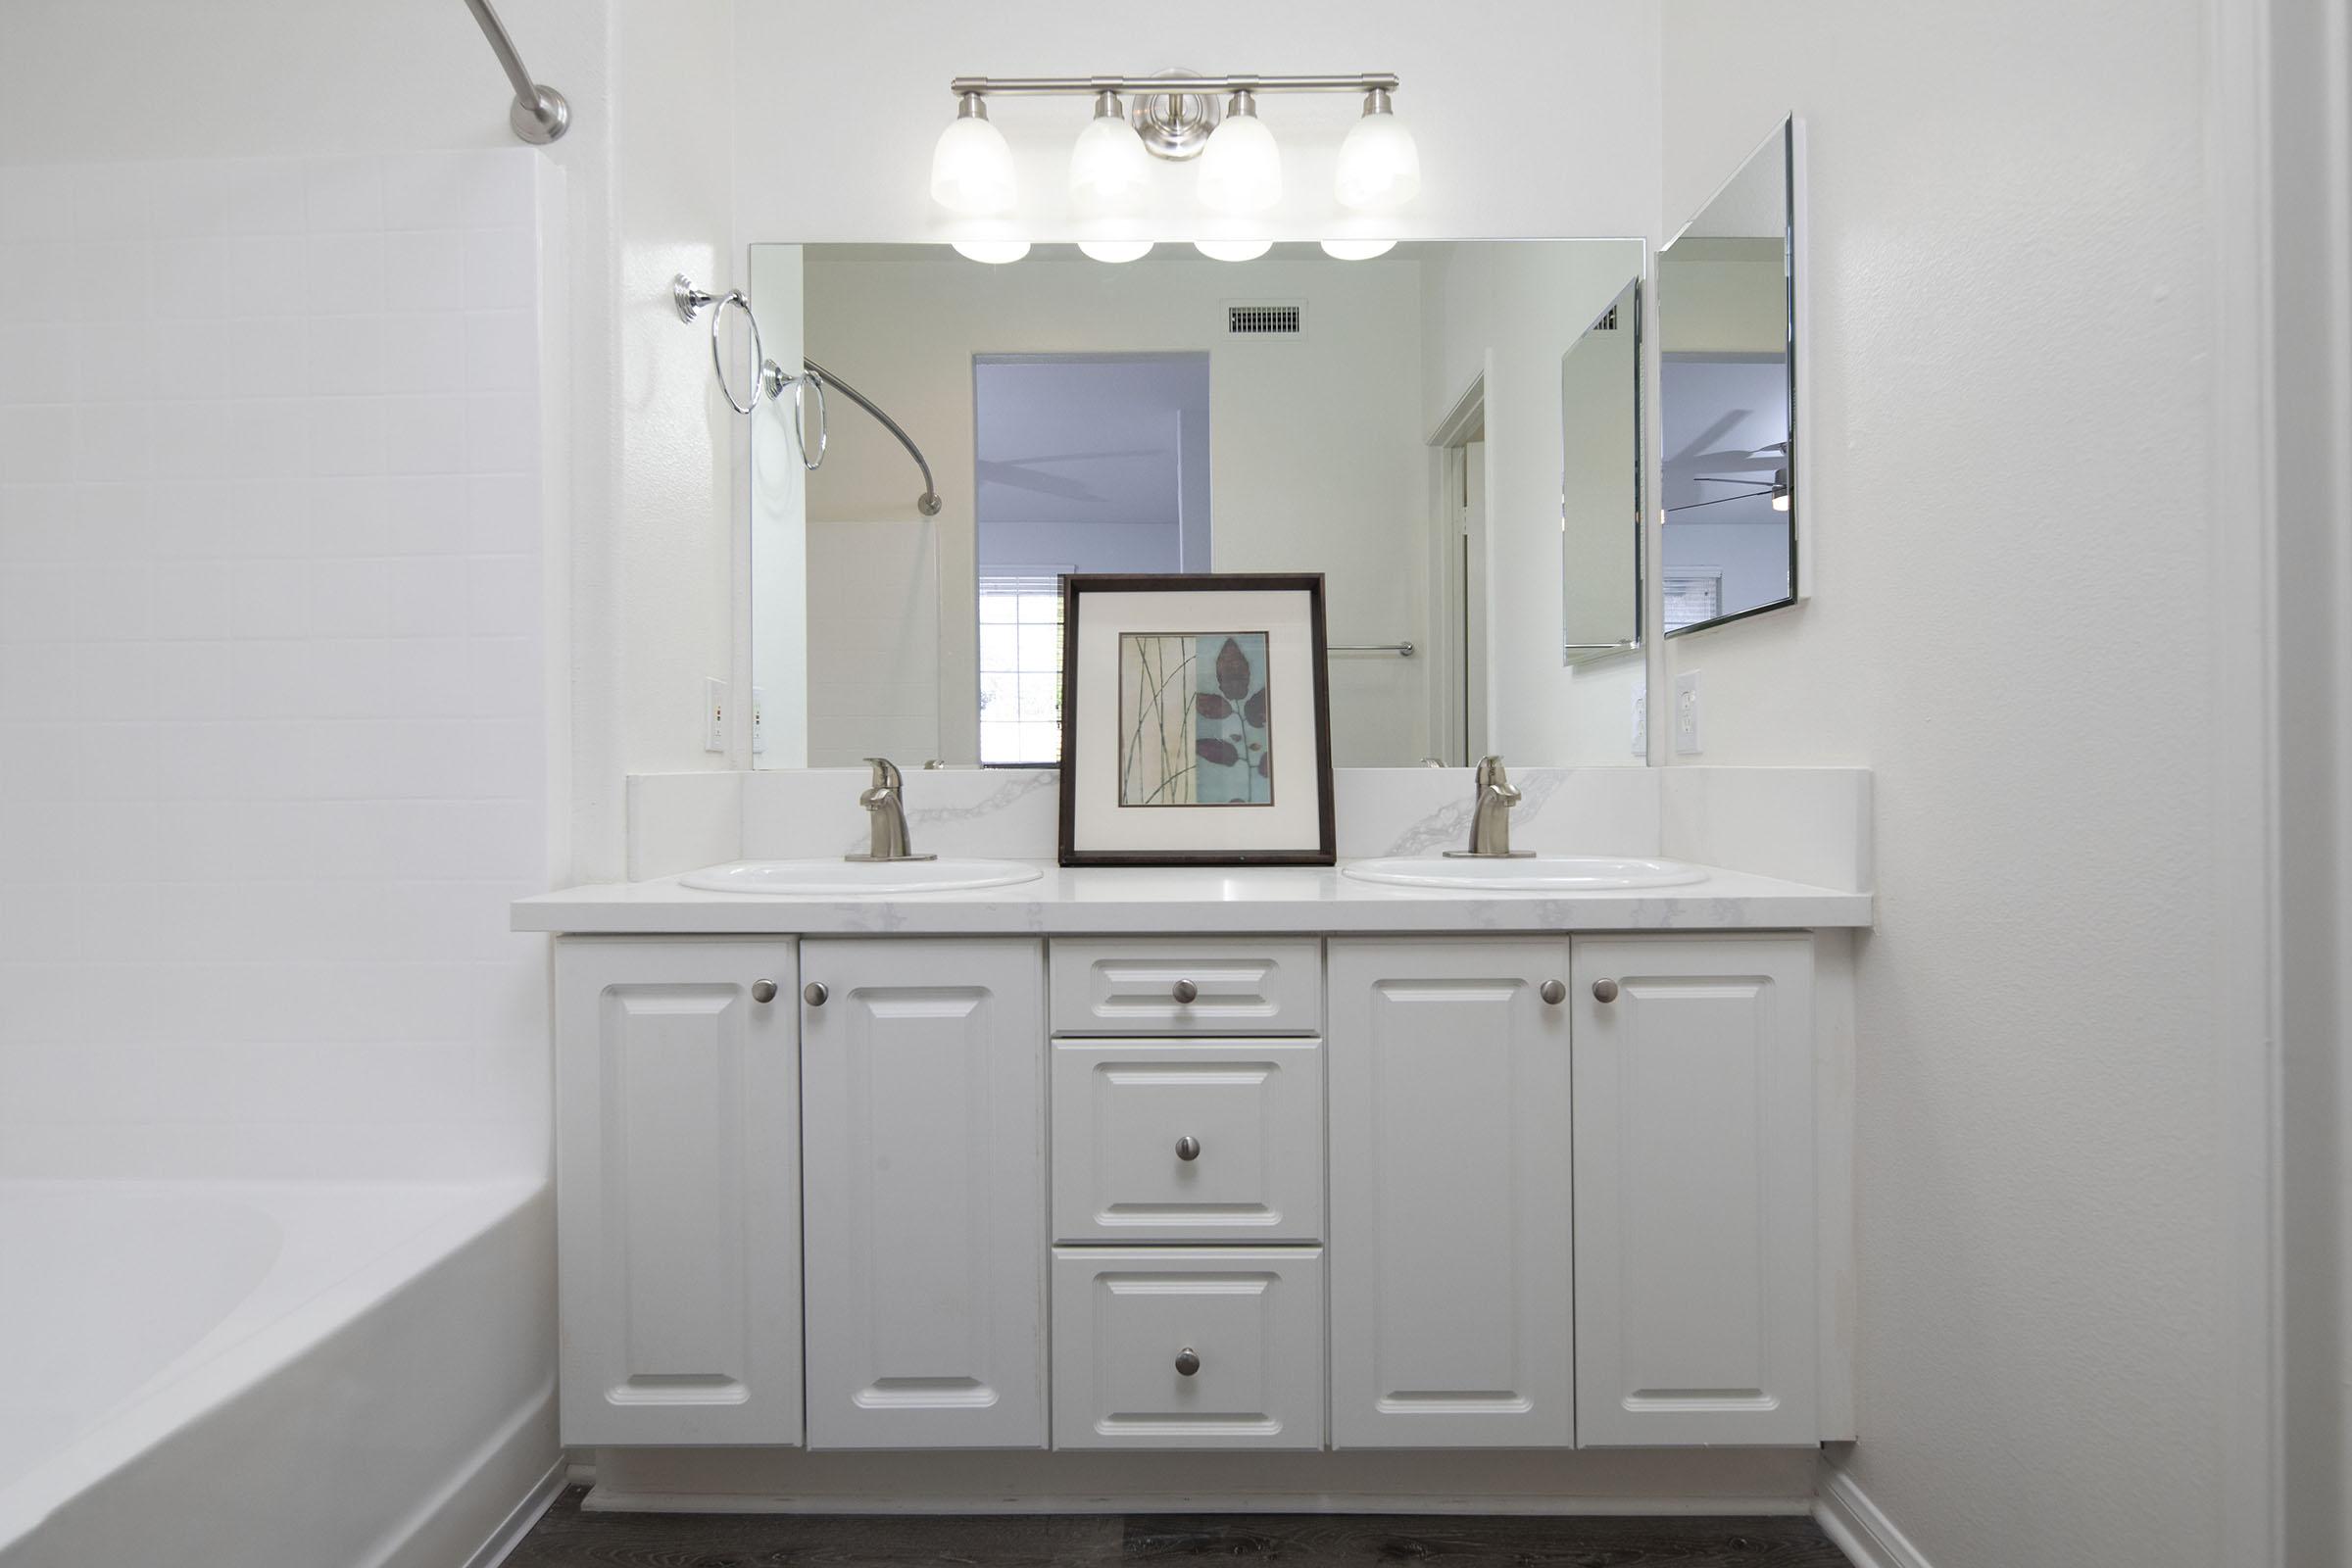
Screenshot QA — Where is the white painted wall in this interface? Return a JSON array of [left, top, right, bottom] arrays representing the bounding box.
[[1660, 5, 2251, 1565], [1419, 242, 1648, 765]]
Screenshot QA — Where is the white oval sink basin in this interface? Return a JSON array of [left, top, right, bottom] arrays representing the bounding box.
[[1342, 856, 1709, 892], [679, 858, 1045, 896]]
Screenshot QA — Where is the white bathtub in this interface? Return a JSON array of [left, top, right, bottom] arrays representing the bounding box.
[[0, 1178, 560, 1568]]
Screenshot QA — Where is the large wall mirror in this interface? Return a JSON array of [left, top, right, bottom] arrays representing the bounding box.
[[747, 239, 1648, 770], [1658, 119, 1798, 635]]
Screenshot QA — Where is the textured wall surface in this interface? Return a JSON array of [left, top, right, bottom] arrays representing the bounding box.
[[1660, 5, 2240, 1566]]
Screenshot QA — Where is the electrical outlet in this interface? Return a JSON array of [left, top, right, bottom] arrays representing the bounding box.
[[751, 687, 767, 755], [1631, 691, 1647, 757], [1673, 669, 1702, 756], [703, 677, 728, 754]]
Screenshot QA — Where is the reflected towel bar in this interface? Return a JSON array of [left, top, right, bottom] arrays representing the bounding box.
[[1332, 641, 1416, 657]]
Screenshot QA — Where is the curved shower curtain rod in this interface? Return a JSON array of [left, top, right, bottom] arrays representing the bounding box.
[[463, 0, 569, 143], [804, 358, 944, 517]]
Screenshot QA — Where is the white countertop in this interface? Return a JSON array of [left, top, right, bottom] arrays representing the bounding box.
[[512, 860, 1873, 936]]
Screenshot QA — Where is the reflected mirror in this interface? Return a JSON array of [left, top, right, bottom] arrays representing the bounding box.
[[1658, 119, 1798, 634], [748, 239, 1646, 769], [1560, 276, 1642, 663]]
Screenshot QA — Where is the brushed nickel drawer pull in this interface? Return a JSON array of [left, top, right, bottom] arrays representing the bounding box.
[[1171, 978, 1200, 1004], [1174, 1348, 1200, 1377], [1175, 1135, 1201, 1161]]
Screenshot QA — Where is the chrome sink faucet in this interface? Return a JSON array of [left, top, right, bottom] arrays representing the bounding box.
[[1445, 755, 1536, 859], [848, 758, 936, 863]]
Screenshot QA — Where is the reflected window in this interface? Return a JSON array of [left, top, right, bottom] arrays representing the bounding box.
[[977, 571, 1066, 765]]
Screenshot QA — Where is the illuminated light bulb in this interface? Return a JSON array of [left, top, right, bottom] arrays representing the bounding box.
[[1771, 467, 1791, 511], [951, 239, 1031, 264], [1194, 238, 1273, 263], [1333, 89, 1421, 213], [1079, 240, 1154, 263], [930, 96, 1016, 217], [1197, 90, 1282, 216], [1069, 93, 1152, 218], [1319, 238, 1396, 260]]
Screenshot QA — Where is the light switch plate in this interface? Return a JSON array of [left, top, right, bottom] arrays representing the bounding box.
[[1673, 669, 1702, 755], [751, 687, 767, 755], [1631, 691, 1647, 757]]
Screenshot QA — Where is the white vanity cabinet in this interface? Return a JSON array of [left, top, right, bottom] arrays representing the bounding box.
[[548, 921, 1844, 1459], [553, 938, 804, 1446], [1326, 938, 1577, 1447], [798, 937, 1050, 1449], [1570, 935, 1819, 1446]]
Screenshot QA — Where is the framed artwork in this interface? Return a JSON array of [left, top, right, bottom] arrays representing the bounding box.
[[1057, 573, 1336, 866]]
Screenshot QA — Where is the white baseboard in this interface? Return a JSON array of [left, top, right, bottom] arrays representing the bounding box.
[[467, 1455, 567, 1568], [1814, 1461, 1934, 1568], [583, 1487, 1815, 1517]]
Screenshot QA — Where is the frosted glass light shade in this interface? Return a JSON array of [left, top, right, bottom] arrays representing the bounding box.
[[951, 238, 1031, 264], [1334, 110, 1421, 212], [931, 115, 1017, 216], [1194, 238, 1272, 263], [1319, 238, 1396, 260], [1079, 240, 1154, 263], [1069, 114, 1152, 217], [1197, 114, 1283, 215]]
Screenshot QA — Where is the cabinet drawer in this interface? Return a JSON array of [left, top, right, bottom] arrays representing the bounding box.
[[1051, 1248, 1325, 1449], [1052, 1037, 1323, 1244], [1050, 939, 1322, 1035]]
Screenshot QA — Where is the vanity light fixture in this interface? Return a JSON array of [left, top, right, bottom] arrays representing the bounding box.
[[1772, 467, 1791, 511], [1333, 88, 1422, 212], [1194, 238, 1273, 262], [930, 93, 1018, 217], [1197, 90, 1283, 215], [933, 72, 1415, 263], [951, 238, 1032, 265], [1069, 91, 1153, 218]]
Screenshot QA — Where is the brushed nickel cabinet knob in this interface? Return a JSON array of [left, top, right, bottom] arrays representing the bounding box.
[[803, 981, 829, 1006], [1539, 979, 1567, 1005], [751, 979, 777, 1004], [1171, 978, 1200, 1004], [1592, 978, 1620, 1004], [1174, 1348, 1200, 1377], [1175, 1135, 1201, 1162]]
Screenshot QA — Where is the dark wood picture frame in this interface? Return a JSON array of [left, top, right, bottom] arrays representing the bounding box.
[[1056, 573, 1336, 867]]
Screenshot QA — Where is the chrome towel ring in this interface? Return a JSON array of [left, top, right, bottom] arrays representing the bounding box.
[[672, 273, 786, 426], [761, 360, 828, 471]]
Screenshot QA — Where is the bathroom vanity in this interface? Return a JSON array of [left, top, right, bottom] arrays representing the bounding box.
[[517, 819, 1867, 1469]]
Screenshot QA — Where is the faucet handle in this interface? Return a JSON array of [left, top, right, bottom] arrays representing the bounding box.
[[863, 757, 903, 790]]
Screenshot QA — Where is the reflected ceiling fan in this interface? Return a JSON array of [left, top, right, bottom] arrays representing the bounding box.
[[1671, 440, 1790, 514], [975, 446, 1167, 503]]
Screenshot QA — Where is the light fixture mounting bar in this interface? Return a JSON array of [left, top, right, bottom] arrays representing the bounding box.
[[948, 73, 1399, 98]]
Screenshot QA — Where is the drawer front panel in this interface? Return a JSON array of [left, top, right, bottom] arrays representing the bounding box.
[[1053, 1037, 1324, 1244], [1050, 940, 1322, 1035], [1051, 1248, 1325, 1449]]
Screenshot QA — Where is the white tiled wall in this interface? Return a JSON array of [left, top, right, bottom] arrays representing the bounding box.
[[0, 152, 551, 1180]]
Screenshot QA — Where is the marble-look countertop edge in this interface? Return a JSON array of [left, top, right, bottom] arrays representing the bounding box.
[[512, 862, 1873, 935]]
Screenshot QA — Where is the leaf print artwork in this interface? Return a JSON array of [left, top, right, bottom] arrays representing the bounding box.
[[1118, 630, 1274, 807]]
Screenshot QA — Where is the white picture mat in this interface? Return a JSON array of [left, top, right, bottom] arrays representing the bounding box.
[[1071, 588, 1324, 854]]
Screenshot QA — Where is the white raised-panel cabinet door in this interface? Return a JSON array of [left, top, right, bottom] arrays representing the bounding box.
[[1327, 938, 1574, 1447], [801, 938, 1049, 1448], [1572, 935, 1818, 1446], [554, 938, 802, 1446]]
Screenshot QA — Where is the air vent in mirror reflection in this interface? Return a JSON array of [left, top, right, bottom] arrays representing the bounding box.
[[1226, 303, 1303, 335]]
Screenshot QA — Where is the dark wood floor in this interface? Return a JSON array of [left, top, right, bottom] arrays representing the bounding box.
[[508, 1486, 1853, 1568]]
